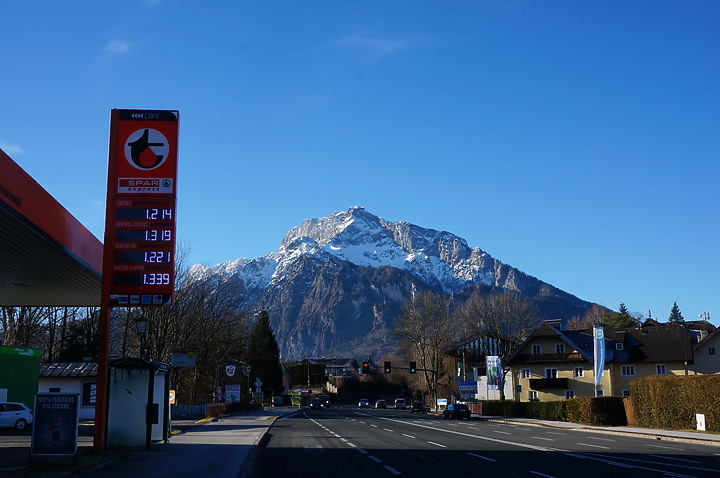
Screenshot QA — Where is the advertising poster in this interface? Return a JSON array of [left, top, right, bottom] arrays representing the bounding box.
[[31, 393, 80, 457], [486, 356, 502, 390], [225, 384, 241, 403]]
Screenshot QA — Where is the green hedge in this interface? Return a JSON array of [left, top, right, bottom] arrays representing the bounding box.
[[565, 396, 626, 426], [206, 401, 261, 418], [480, 400, 567, 421], [631, 375, 720, 432], [481, 397, 624, 426]]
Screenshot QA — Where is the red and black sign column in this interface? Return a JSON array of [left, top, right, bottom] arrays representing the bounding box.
[[95, 109, 179, 451]]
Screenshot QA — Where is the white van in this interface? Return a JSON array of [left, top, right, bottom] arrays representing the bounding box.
[[394, 398, 406, 410]]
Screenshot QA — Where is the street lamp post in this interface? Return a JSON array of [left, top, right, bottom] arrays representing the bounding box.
[[135, 315, 148, 360]]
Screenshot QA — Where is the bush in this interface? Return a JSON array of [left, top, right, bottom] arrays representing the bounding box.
[[631, 375, 720, 431], [205, 401, 261, 418], [480, 400, 567, 421], [566, 397, 626, 426]]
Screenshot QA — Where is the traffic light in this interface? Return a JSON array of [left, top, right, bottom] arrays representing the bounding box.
[[409, 361, 416, 373], [362, 361, 370, 374], [384, 361, 391, 374]]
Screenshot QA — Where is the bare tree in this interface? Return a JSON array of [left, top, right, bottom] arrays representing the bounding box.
[[458, 291, 543, 399], [0, 306, 47, 347], [393, 290, 459, 409]]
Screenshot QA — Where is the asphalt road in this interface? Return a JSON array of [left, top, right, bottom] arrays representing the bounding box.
[[249, 407, 720, 478]]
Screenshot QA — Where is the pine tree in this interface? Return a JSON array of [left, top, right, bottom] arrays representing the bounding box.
[[602, 302, 634, 328], [618, 302, 631, 316], [668, 302, 685, 323], [244, 310, 284, 396]]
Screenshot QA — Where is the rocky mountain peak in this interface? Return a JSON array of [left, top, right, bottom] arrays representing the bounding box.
[[191, 207, 595, 359]]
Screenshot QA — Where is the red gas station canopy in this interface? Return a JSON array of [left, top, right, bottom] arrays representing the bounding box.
[[0, 148, 103, 306]]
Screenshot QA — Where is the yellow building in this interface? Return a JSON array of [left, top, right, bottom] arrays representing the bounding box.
[[506, 321, 693, 401]]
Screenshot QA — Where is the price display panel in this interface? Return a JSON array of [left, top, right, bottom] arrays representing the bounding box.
[[107, 197, 176, 306]]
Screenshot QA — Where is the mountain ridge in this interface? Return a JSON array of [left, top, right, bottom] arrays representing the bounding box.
[[189, 207, 595, 359]]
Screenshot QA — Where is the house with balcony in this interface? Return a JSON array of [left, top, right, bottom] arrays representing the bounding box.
[[506, 320, 693, 401]]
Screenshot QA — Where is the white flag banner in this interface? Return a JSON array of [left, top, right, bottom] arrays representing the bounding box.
[[486, 356, 502, 390], [593, 327, 605, 388]]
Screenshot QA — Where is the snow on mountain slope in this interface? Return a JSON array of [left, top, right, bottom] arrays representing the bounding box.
[[192, 206, 520, 301]]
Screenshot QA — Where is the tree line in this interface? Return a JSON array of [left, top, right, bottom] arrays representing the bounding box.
[[0, 249, 283, 405]]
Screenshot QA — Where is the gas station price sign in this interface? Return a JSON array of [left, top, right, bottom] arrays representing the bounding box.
[[102, 109, 179, 307], [109, 197, 176, 299]]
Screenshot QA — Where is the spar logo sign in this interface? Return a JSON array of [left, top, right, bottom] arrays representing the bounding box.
[[124, 128, 170, 170], [117, 128, 174, 193], [111, 110, 179, 195]]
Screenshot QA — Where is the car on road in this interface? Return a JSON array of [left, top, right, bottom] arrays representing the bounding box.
[[0, 402, 33, 431], [318, 394, 331, 407], [358, 398, 370, 408], [394, 398, 406, 410], [309, 398, 324, 409], [411, 402, 427, 413], [375, 399, 387, 409], [443, 403, 471, 420]]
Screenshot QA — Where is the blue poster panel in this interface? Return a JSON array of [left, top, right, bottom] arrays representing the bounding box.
[[31, 393, 80, 457]]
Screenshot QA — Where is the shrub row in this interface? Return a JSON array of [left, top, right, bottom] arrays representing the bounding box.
[[206, 401, 261, 418], [565, 396, 626, 426], [480, 400, 566, 421], [481, 396, 625, 426], [631, 375, 720, 432]]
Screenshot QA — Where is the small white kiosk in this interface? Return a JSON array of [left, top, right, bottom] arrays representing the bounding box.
[[106, 358, 170, 449]]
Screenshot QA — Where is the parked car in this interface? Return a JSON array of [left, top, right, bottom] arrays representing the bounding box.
[[411, 402, 427, 413], [309, 398, 324, 409], [443, 403, 471, 420], [358, 398, 370, 408], [375, 399, 387, 409], [394, 398, 406, 410], [0, 402, 33, 431]]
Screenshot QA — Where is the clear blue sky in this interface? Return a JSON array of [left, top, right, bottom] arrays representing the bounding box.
[[1, 1, 718, 324]]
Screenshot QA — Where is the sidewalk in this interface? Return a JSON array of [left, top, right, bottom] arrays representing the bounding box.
[[478, 415, 720, 447], [79, 407, 299, 477]]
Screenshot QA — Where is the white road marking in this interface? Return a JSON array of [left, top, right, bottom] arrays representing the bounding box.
[[531, 436, 555, 441], [647, 455, 700, 464], [530, 472, 556, 478], [577, 443, 610, 449], [428, 441, 447, 448], [353, 412, 557, 451], [384, 465, 402, 475], [468, 452, 497, 462], [402, 434, 416, 439], [368, 455, 382, 463], [493, 430, 511, 435], [384, 428, 394, 432], [644, 444, 684, 451]]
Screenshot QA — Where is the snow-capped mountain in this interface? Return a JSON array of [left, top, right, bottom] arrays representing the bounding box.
[[190, 207, 594, 359]]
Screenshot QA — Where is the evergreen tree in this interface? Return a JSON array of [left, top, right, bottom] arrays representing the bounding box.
[[244, 310, 284, 396], [601, 302, 634, 328], [668, 302, 685, 323], [618, 302, 631, 316]]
